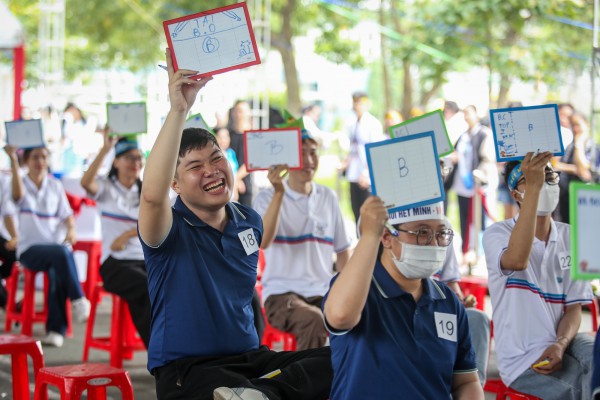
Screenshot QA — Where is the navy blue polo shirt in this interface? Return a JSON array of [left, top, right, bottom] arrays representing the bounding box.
[[323, 261, 477, 400], [141, 197, 263, 372]]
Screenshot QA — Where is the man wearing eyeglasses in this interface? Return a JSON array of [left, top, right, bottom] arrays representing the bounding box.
[[483, 151, 594, 400], [323, 199, 484, 399]]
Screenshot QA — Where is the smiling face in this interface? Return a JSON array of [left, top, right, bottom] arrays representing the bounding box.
[[289, 139, 319, 184], [172, 142, 233, 212], [113, 149, 144, 181]]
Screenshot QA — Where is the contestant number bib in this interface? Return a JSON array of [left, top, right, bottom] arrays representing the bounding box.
[[434, 312, 457, 342], [557, 251, 571, 270], [238, 228, 259, 255]]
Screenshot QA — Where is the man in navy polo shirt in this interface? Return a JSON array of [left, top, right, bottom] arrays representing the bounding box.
[[323, 197, 483, 399], [138, 51, 332, 400]]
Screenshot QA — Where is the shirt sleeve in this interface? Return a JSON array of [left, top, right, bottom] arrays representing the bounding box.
[[483, 221, 514, 278], [251, 188, 273, 218], [322, 274, 352, 336], [55, 181, 74, 221], [88, 176, 107, 201], [438, 245, 461, 283], [453, 300, 478, 373]]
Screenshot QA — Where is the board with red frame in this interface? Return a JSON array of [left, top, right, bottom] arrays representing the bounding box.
[[243, 128, 303, 172], [163, 2, 261, 79]]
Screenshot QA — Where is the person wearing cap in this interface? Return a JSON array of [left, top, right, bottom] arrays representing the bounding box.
[[482, 151, 594, 400], [323, 198, 483, 399], [81, 128, 150, 347], [4, 144, 90, 348], [253, 131, 352, 350], [342, 92, 385, 222]]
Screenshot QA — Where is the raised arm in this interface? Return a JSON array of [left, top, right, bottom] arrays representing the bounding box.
[[80, 127, 117, 196], [260, 165, 288, 249], [324, 196, 387, 331], [139, 49, 212, 246], [500, 151, 553, 271], [4, 146, 24, 203]]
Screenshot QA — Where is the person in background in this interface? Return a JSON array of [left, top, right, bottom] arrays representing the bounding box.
[[449, 105, 496, 259], [215, 126, 243, 201], [557, 103, 575, 149], [253, 131, 351, 350], [383, 109, 403, 138], [323, 199, 483, 399], [342, 92, 385, 222], [227, 100, 254, 207], [0, 176, 18, 309], [80, 129, 151, 348], [138, 52, 332, 400], [554, 113, 598, 223], [5, 145, 90, 347], [593, 330, 600, 400], [483, 153, 594, 399]]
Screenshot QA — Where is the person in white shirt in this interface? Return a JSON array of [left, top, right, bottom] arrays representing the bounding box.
[[342, 92, 385, 222], [253, 132, 351, 350], [80, 130, 150, 347], [5, 145, 90, 347], [483, 152, 594, 400]]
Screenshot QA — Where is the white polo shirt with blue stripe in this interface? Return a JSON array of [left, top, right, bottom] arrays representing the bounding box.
[[90, 177, 143, 262], [253, 181, 352, 301], [16, 174, 73, 258], [483, 216, 593, 387]]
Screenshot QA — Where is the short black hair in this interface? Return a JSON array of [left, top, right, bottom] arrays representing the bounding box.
[[23, 147, 48, 162], [177, 128, 219, 168], [352, 92, 368, 101], [503, 161, 521, 187], [444, 101, 459, 114]]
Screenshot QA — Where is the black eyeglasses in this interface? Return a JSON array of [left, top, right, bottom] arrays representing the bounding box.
[[515, 171, 560, 188], [394, 227, 454, 247]]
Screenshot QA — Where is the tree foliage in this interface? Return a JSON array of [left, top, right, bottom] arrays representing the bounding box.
[[6, 0, 594, 110]]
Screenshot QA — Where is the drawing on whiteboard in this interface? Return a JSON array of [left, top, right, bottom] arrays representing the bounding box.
[[222, 10, 241, 21], [528, 123, 534, 132], [170, 14, 245, 43], [239, 40, 253, 57], [398, 157, 409, 178], [496, 111, 518, 157], [202, 37, 220, 53], [266, 140, 284, 155], [248, 132, 264, 139]]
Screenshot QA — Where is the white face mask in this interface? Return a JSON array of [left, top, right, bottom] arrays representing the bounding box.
[[390, 242, 447, 279], [515, 183, 560, 216]]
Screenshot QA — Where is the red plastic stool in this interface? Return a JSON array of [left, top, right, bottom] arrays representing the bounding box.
[[0, 334, 45, 400], [261, 307, 297, 351], [459, 275, 488, 311], [484, 378, 542, 400], [72, 241, 102, 300], [34, 363, 134, 400], [5, 263, 73, 337], [83, 284, 146, 368]]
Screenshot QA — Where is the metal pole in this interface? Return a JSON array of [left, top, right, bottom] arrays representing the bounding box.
[[592, 0, 599, 133]]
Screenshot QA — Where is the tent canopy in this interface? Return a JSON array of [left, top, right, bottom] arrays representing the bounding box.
[[0, 1, 23, 49]]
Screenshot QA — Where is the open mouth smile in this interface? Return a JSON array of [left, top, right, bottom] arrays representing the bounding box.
[[203, 178, 226, 193]]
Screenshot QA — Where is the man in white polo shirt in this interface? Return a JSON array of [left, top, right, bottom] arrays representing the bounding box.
[[253, 131, 352, 350], [483, 151, 594, 400]]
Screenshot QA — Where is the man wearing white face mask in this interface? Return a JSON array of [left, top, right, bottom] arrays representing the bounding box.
[[323, 197, 483, 399], [483, 151, 594, 400]]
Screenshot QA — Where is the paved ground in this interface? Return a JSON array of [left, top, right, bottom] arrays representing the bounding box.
[[0, 285, 594, 399]]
